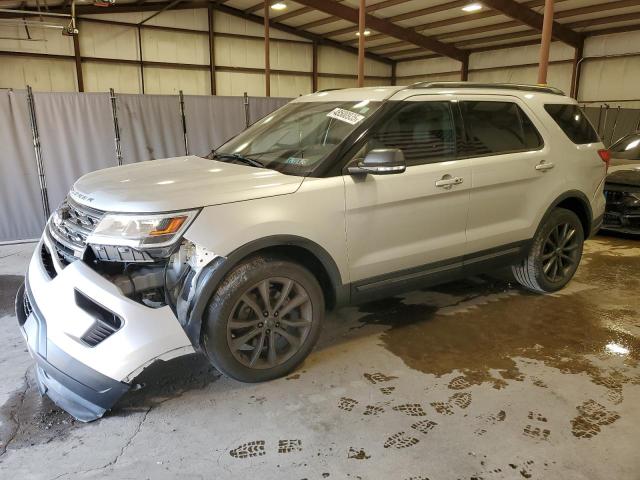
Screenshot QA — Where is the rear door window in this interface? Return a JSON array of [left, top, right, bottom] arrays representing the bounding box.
[[544, 104, 599, 144], [459, 101, 543, 157]]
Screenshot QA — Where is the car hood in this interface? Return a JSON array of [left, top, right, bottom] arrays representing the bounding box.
[[605, 169, 640, 189], [71, 156, 304, 212]]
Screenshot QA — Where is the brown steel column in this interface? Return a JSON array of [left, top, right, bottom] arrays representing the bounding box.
[[537, 0, 554, 84], [312, 41, 318, 92], [357, 0, 365, 87], [72, 33, 84, 92], [460, 53, 469, 81], [208, 4, 216, 95], [570, 41, 583, 99], [138, 26, 145, 94], [390, 61, 396, 86], [264, 0, 271, 97]]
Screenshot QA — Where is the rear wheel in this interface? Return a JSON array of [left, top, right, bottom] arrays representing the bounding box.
[[512, 208, 584, 293], [202, 255, 324, 382]]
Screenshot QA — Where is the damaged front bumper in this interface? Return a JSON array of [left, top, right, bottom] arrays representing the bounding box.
[[16, 237, 195, 422]]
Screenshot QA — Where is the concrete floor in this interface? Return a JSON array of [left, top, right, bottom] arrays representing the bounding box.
[[0, 235, 639, 480]]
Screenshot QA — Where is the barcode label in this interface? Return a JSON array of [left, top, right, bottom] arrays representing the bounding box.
[[327, 108, 365, 125]]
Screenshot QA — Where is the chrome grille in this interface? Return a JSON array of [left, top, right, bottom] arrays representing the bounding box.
[[47, 197, 104, 263]]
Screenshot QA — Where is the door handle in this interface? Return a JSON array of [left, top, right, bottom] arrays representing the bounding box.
[[535, 161, 555, 171], [435, 176, 464, 189]]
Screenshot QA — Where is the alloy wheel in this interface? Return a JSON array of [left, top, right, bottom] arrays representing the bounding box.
[[541, 223, 580, 282], [226, 277, 313, 369]]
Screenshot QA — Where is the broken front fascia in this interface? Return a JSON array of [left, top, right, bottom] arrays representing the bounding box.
[[16, 234, 221, 422]]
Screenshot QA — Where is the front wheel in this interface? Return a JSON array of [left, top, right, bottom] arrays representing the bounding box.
[[512, 208, 584, 293], [202, 255, 324, 382]]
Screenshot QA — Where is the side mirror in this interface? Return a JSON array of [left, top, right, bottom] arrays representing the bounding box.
[[348, 148, 406, 175]]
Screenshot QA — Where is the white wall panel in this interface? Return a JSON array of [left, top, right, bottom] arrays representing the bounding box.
[[397, 72, 462, 85], [213, 11, 307, 42], [584, 31, 640, 57], [0, 56, 76, 91], [79, 21, 139, 61], [469, 63, 573, 93], [579, 57, 640, 106], [144, 66, 210, 95], [396, 57, 461, 77], [270, 74, 311, 97], [318, 45, 391, 77], [0, 18, 73, 55], [145, 9, 208, 31], [141, 29, 209, 65], [215, 71, 265, 96], [470, 43, 574, 70], [271, 42, 312, 72], [317, 76, 356, 91], [82, 61, 141, 94], [215, 36, 265, 68]]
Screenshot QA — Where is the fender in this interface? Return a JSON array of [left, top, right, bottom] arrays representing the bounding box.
[[538, 190, 594, 238], [177, 235, 348, 347]]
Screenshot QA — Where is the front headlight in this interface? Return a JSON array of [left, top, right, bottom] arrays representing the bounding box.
[[87, 209, 199, 249]]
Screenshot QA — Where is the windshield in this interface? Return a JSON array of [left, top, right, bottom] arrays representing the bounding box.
[[211, 100, 382, 176], [610, 133, 640, 160]]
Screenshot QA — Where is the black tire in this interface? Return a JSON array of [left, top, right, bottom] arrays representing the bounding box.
[[512, 208, 584, 293], [201, 255, 324, 382]]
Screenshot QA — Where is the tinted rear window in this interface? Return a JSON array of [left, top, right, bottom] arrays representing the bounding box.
[[459, 101, 543, 157], [544, 104, 599, 144]]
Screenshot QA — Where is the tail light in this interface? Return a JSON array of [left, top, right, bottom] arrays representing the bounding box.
[[598, 149, 611, 171]]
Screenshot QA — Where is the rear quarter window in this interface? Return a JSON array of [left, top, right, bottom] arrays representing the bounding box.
[[544, 104, 599, 144]]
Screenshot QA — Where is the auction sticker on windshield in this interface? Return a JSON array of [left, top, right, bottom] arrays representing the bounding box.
[[327, 108, 365, 125]]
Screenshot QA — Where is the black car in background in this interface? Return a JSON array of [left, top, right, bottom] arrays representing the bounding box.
[[602, 133, 640, 234]]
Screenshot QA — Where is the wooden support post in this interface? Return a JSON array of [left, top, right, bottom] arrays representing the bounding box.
[[537, 0, 554, 84], [208, 4, 216, 95], [460, 53, 469, 81], [138, 26, 145, 93], [264, 0, 270, 97], [312, 41, 318, 92], [570, 40, 583, 99], [72, 31, 84, 92], [357, 0, 365, 87], [390, 61, 396, 86]]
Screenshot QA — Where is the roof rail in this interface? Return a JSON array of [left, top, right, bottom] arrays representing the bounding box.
[[408, 81, 565, 96]]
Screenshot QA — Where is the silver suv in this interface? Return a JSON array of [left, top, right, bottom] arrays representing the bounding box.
[[16, 83, 608, 421]]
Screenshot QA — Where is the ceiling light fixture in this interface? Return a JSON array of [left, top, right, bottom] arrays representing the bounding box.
[[271, 2, 287, 10], [462, 3, 483, 12], [356, 29, 371, 36]]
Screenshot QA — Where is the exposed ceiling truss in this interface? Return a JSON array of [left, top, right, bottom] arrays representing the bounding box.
[[0, 0, 639, 64]]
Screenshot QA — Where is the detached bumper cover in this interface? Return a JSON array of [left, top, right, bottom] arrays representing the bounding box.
[[17, 281, 129, 422]]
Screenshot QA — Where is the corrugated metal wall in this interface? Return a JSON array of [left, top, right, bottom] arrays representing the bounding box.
[[0, 9, 392, 96], [395, 31, 640, 111]]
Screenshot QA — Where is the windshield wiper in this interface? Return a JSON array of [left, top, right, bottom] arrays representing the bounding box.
[[212, 153, 265, 168]]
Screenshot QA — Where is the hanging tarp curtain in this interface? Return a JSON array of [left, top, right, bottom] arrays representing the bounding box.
[[0, 90, 44, 241], [0, 90, 291, 243]]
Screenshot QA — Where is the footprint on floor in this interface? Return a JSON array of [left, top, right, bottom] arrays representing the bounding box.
[[450, 392, 472, 409], [230, 440, 266, 459], [384, 432, 420, 449], [476, 410, 507, 425], [527, 411, 547, 422], [448, 375, 471, 390], [531, 377, 548, 388], [363, 404, 385, 416], [430, 401, 454, 416], [347, 447, 371, 460], [411, 419, 437, 435], [338, 397, 358, 412], [474, 428, 487, 437], [380, 386, 395, 395], [571, 400, 620, 439], [364, 372, 398, 385], [393, 403, 427, 417], [278, 439, 302, 454], [523, 424, 551, 440]]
